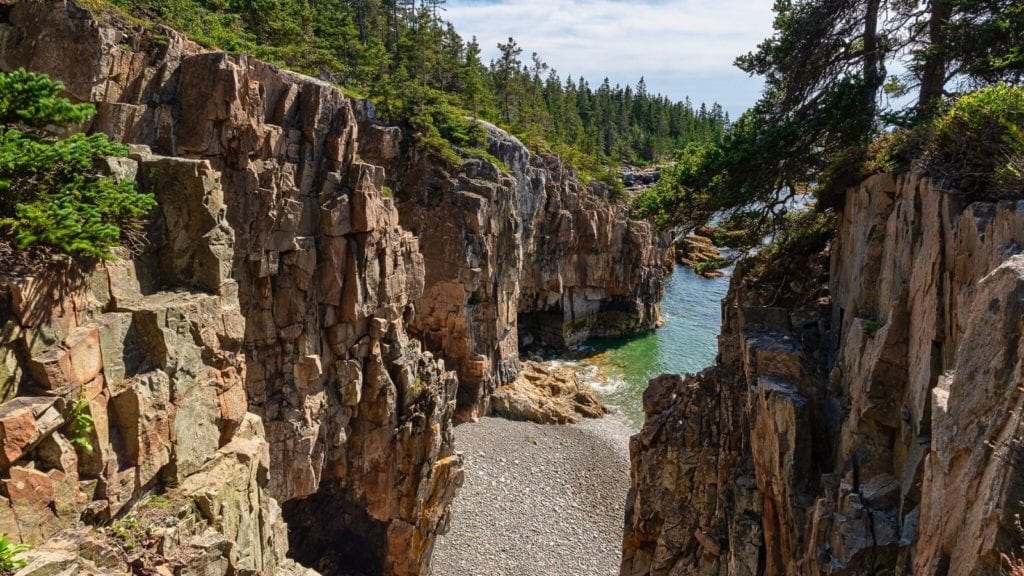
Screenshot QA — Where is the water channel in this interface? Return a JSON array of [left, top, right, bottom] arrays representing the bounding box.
[[566, 264, 732, 427]]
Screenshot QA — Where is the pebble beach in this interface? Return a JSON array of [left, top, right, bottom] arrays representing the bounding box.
[[431, 414, 636, 576]]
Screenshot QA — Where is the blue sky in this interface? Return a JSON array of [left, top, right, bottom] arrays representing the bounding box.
[[444, 0, 776, 118]]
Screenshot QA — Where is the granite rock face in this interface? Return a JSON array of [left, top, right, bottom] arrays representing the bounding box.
[[622, 173, 1024, 575], [0, 3, 460, 574], [0, 146, 299, 574], [0, 1, 666, 574], [372, 121, 666, 421]]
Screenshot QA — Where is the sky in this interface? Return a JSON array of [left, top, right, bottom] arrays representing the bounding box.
[[444, 0, 777, 118]]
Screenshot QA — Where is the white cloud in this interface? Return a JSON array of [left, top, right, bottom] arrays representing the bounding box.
[[444, 0, 776, 115]]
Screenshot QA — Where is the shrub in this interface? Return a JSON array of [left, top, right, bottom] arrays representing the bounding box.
[[740, 210, 835, 308], [925, 84, 1024, 200], [862, 319, 883, 338], [0, 69, 155, 260], [107, 516, 146, 552], [0, 533, 28, 572], [695, 259, 728, 276]]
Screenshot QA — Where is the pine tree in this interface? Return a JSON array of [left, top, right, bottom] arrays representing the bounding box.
[[0, 69, 156, 259], [492, 37, 524, 124]]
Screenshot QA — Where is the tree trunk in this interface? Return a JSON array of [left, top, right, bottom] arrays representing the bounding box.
[[918, 0, 953, 110], [863, 0, 883, 113]]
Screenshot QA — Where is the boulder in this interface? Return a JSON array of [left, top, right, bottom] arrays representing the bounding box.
[[490, 361, 607, 424]]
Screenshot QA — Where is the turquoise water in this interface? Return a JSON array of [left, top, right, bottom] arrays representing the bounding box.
[[567, 265, 731, 427]]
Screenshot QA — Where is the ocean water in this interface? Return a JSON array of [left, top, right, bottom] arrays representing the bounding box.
[[568, 265, 732, 428]]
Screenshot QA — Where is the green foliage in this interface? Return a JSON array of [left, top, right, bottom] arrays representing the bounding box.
[[0, 533, 29, 572], [462, 147, 509, 173], [409, 375, 425, 398], [108, 516, 146, 552], [92, 0, 729, 178], [632, 141, 721, 228], [862, 319, 883, 337], [765, 210, 835, 257], [0, 68, 95, 127], [926, 84, 1024, 200], [0, 69, 156, 260], [695, 259, 728, 276], [739, 210, 835, 308], [65, 388, 95, 453], [141, 494, 175, 510], [643, 0, 1022, 240], [819, 85, 1024, 208]]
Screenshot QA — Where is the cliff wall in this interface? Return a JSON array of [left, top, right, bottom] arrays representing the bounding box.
[[0, 1, 666, 574], [366, 121, 665, 420], [622, 173, 1024, 575]]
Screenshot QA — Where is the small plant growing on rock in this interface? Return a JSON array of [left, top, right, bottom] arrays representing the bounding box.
[[410, 375, 425, 398], [141, 494, 174, 510], [108, 516, 146, 552], [862, 320, 883, 338], [65, 388, 95, 453], [0, 533, 29, 572], [695, 258, 729, 277]]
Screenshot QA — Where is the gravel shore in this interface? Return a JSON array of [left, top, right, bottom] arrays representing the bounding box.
[[431, 414, 636, 576]]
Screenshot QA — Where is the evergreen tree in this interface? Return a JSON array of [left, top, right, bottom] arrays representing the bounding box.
[[492, 37, 524, 124], [0, 69, 156, 259]]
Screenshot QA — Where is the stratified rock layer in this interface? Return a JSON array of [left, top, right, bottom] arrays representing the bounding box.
[[0, 1, 666, 574], [622, 173, 1024, 575]]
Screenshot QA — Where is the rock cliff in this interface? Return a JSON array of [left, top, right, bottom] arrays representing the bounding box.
[[0, 1, 666, 574], [622, 173, 1024, 575], [369, 121, 665, 420]]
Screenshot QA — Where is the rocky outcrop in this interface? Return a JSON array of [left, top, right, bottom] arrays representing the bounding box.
[[514, 148, 664, 350], [622, 173, 1024, 575], [675, 233, 726, 277], [0, 147, 304, 575], [621, 166, 661, 190], [0, 2, 460, 575], [368, 122, 666, 421], [489, 360, 607, 424], [0, 1, 666, 574]]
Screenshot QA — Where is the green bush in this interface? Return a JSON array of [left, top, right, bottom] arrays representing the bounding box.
[[926, 84, 1024, 200], [632, 142, 720, 228], [0, 69, 155, 260], [862, 319, 883, 338], [0, 533, 28, 572], [819, 85, 1024, 209], [740, 210, 835, 308]]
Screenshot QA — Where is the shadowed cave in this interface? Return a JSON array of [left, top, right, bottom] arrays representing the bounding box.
[[282, 481, 387, 576]]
